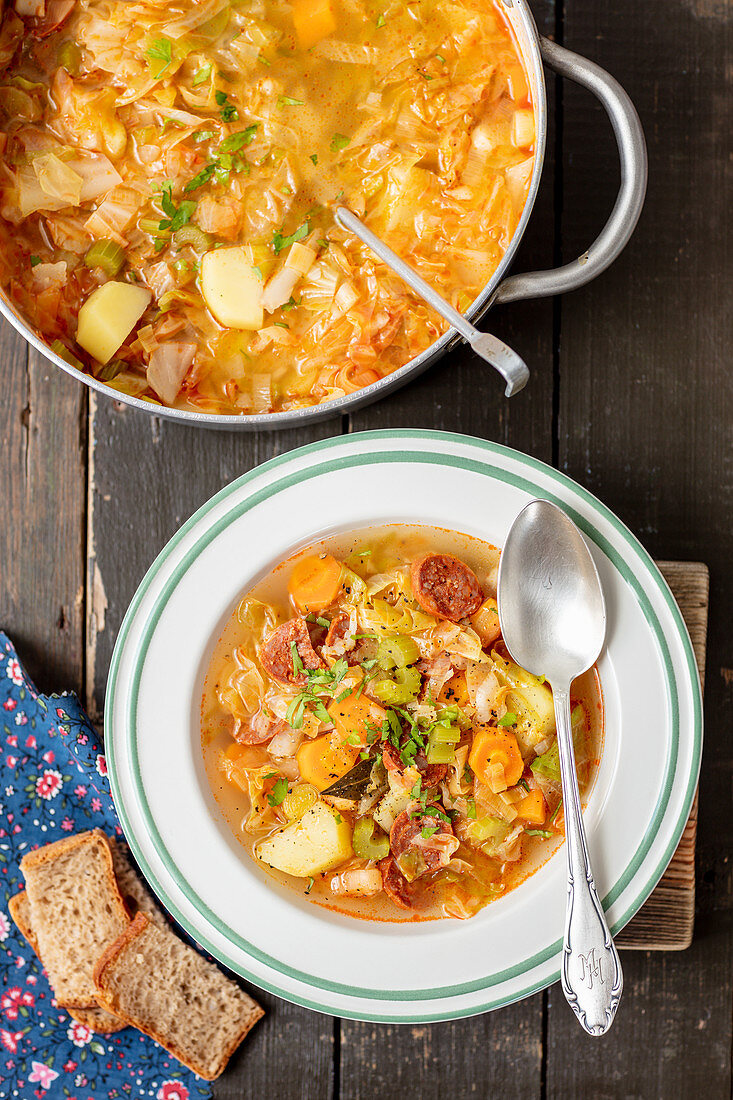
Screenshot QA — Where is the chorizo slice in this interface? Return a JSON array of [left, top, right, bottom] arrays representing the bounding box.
[[410, 553, 483, 622], [390, 803, 459, 878], [382, 742, 446, 789], [260, 617, 325, 686], [379, 856, 412, 910]]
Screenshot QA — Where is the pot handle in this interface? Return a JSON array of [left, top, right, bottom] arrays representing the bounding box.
[[493, 37, 647, 305]]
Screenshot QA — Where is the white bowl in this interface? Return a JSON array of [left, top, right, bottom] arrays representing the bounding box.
[[106, 430, 702, 1022]]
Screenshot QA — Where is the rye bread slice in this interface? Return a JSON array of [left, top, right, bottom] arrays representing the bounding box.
[[8, 891, 126, 1034], [94, 912, 264, 1079], [20, 830, 130, 1008]]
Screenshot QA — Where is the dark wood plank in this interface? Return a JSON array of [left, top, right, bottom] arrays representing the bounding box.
[[215, 1000, 334, 1100], [85, 393, 338, 1099], [549, 0, 732, 1091], [0, 332, 86, 694], [340, 996, 544, 1100]]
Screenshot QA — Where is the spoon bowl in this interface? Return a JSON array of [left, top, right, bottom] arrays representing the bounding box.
[[498, 499, 606, 683], [498, 498, 623, 1036]]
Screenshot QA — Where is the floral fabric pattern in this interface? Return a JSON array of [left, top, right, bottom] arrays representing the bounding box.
[[0, 634, 210, 1100]]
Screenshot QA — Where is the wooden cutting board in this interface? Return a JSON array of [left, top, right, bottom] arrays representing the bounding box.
[[615, 560, 708, 952]]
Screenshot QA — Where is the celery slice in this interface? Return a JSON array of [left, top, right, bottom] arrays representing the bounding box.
[[84, 239, 126, 277], [352, 816, 390, 860]]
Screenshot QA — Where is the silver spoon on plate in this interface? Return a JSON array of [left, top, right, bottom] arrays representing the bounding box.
[[335, 206, 530, 397], [497, 499, 623, 1035]]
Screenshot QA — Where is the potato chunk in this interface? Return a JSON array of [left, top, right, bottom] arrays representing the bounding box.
[[76, 281, 151, 364], [201, 247, 264, 330], [256, 800, 352, 878]]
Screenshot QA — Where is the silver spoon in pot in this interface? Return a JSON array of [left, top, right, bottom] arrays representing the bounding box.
[[497, 499, 623, 1035], [334, 206, 530, 397]]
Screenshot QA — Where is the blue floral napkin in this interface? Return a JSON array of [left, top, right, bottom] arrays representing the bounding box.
[[0, 633, 210, 1100]]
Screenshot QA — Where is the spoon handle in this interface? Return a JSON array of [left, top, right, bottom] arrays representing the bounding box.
[[554, 686, 623, 1035]]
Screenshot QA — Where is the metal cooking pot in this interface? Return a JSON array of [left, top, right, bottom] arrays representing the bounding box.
[[0, 2, 647, 430]]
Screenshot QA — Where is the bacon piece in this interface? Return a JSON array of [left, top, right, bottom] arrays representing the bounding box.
[[259, 617, 325, 687], [381, 742, 447, 789], [410, 553, 483, 622], [390, 803, 459, 878], [322, 613, 361, 665], [233, 711, 288, 746]]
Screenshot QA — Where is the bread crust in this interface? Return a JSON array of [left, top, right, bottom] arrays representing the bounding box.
[[94, 913, 264, 1080]]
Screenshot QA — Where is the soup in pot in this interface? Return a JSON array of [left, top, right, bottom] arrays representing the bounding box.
[[0, 0, 535, 415]]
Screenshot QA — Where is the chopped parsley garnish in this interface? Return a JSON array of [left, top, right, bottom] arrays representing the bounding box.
[[497, 711, 517, 727], [305, 876, 314, 894], [330, 132, 350, 152], [284, 654, 352, 729], [272, 222, 309, 254], [376, 13, 386, 26], [277, 95, 304, 108], [146, 37, 173, 79], [267, 776, 289, 806], [281, 295, 299, 310], [157, 184, 196, 235], [192, 62, 212, 86], [30, 255, 40, 266], [184, 129, 257, 192], [436, 53, 446, 63], [309, 153, 318, 165], [184, 164, 215, 192], [215, 90, 239, 122], [220, 125, 258, 153], [305, 613, 330, 628]]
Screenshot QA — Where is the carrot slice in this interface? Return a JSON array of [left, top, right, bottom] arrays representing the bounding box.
[[327, 685, 386, 747], [287, 554, 343, 614], [297, 733, 358, 791], [515, 787, 547, 825], [469, 726, 524, 789]]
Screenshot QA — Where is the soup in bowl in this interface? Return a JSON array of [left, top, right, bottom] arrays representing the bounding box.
[[201, 525, 602, 922], [0, 0, 534, 416]]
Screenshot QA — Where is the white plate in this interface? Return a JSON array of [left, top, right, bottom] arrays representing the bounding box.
[[106, 430, 702, 1023]]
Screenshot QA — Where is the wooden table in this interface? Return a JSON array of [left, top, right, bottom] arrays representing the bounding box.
[[1, 0, 730, 1093]]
